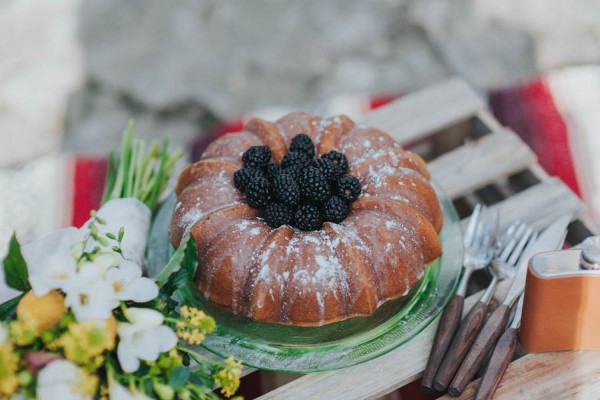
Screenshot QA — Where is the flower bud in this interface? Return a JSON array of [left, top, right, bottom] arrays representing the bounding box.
[[17, 291, 67, 333], [153, 382, 175, 400]]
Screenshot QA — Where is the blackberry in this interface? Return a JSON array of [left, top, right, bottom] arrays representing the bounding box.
[[323, 196, 349, 223], [233, 167, 263, 193], [294, 204, 323, 231], [300, 168, 331, 204], [283, 164, 304, 180], [322, 151, 348, 174], [242, 145, 271, 168], [266, 163, 283, 180], [289, 134, 316, 159], [282, 151, 311, 170], [313, 158, 341, 183], [337, 175, 361, 201], [263, 203, 293, 228], [245, 177, 272, 209], [273, 173, 301, 207]]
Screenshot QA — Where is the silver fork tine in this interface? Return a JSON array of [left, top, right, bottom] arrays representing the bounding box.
[[498, 222, 526, 262], [479, 217, 492, 254], [515, 231, 539, 266], [481, 209, 499, 251], [464, 204, 482, 248], [507, 227, 535, 266], [474, 206, 491, 250]]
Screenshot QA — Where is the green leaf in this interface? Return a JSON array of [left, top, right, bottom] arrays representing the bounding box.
[[168, 366, 191, 389], [0, 293, 24, 321], [156, 235, 198, 297], [3, 234, 30, 292], [105, 232, 116, 240]]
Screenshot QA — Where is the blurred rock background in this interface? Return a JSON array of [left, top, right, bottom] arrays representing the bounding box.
[[2, 0, 600, 165]]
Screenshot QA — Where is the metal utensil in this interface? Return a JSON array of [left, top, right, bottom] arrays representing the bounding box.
[[432, 221, 533, 392], [448, 214, 571, 397], [421, 204, 496, 393]]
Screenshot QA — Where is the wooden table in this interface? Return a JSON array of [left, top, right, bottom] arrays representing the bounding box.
[[246, 79, 599, 399]]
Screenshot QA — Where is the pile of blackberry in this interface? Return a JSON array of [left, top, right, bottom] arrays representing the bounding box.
[[233, 134, 361, 231]]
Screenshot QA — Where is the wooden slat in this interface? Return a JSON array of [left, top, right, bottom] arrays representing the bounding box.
[[357, 79, 485, 145], [429, 130, 536, 198], [459, 178, 587, 234], [256, 187, 580, 400], [440, 351, 600, 400], [487, 178, 586, 233]]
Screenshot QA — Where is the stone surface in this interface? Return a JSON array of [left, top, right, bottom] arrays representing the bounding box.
[[409, 0, 537, 89], [476, 0, 600, 70], [74, 0, 453, 117], [64, 0, 543, 148], [63, 80, 217, 154], [0, 0, 82, 167], [4, 0, 600, 159]]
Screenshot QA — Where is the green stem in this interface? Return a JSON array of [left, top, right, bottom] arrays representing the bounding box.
[[145, 137, 169, 210], [108, 121, 135, 202], [101, 151, 119, 205], [100, 120, 182, 210]]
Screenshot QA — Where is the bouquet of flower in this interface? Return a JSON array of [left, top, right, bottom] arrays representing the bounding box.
[[0, 122, 242, 400]]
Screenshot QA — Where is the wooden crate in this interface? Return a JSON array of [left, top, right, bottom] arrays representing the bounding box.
[[244, 79, 592, 399]]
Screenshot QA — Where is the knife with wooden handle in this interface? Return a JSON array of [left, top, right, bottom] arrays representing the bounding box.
[[474, 295, 523, 400]]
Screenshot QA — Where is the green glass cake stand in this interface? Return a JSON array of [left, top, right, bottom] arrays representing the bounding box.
[[147, 182, 462, 372]]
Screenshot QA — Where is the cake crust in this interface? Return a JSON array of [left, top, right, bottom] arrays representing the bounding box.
[[169, 113, 443, 326]]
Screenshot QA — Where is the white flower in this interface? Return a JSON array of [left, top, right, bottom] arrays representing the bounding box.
[[108, 376, 152, 400], [37, 360, 92, 400], [0, 324, 8, 344], [83, 253, 120, 275], [22, 227, 84, 296], [106, 260, 158, 303], [117, 308, 177, 373], [85, 199, 151, 266], [63, 265, 118, 322]]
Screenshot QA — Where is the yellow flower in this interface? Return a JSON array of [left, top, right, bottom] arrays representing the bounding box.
[[55, 318, 116, 370], [9, 319, 38, 346], [214, 356, 242, 398], [149, 348, 183, 376], [16, 290, 67, 333], [80, 369, 99, 396], [0, 343, 19, 397], [176, 306, 215, 345]]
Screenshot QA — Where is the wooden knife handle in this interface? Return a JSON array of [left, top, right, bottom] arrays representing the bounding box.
[[421, 294, 464, 393], [432, 301, 488, 392], [448, 304, 511, 397], [475, 328, 518, 400]]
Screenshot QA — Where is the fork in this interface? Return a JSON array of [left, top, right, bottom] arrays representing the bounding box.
[[432, 221, 534, 392], [421, 204, 496, 393]]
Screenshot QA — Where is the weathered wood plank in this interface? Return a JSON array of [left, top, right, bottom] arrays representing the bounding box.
[[439, 351, 600, 400], [429, 130, 536, 198], [358, 79, 485, 145], [256, 187, 580, 400], [486, 177, 586, 233], [458, 178, 587, 235]]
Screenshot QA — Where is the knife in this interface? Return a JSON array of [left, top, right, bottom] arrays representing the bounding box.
[[474, 294, 524, 400], [448, 214, 571, 397]]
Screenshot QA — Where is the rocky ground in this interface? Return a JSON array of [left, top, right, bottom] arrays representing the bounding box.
[[2, 0, 600, 165]]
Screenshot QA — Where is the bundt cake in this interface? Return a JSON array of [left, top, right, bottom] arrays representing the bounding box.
[[168, 112, 443, 326]]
